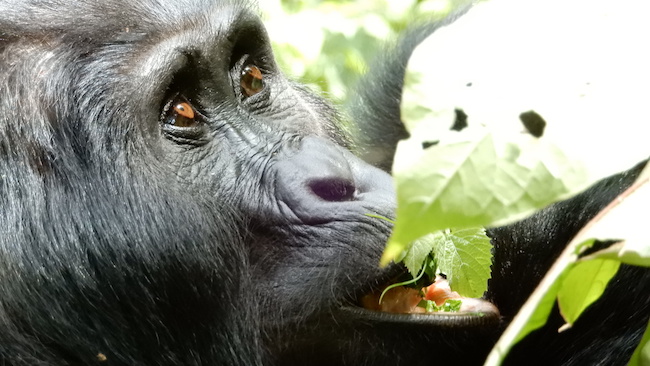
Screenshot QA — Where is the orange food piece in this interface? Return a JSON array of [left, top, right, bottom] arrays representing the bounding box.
[[423, 276, 461, 306], [360, 275, 500, 315]]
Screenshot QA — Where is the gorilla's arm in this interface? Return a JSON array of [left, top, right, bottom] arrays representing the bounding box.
[[348, 5, 474, 172]]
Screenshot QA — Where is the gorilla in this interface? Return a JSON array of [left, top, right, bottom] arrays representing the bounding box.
[[0, 1, 648, 366]]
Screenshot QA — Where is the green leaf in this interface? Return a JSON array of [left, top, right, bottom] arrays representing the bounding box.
[[431, 228, 492, 298], [629, 318, 650, 366], [418, 299, 438, 312], [399, 228, 492, 298], [402, 232, 441, 276], [417, 299, 463, 313], [382, 128, 585, 265], [557, 258, 621, 327], [385, 0, 650, 266], [441, 299, 462, 312], [400, 0, 650, 185]]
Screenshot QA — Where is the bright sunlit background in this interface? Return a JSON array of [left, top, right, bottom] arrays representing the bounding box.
[[259, 0, 458, 104]]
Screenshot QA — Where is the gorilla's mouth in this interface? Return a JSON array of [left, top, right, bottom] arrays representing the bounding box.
[[346, 275, 501, 328]]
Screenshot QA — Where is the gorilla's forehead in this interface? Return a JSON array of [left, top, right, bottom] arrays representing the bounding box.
[[0, 0, 256, 40]]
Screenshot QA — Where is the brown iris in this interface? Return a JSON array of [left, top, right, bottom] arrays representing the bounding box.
[[240, 65, 264, 97], [164, 96, 199, 127]]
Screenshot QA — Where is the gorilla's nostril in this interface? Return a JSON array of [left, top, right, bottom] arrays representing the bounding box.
[[309, 178, 356, 202]]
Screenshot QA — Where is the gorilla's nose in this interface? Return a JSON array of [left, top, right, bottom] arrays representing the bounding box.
[[308, 177, 356, 202], [275, 136, 395, 224]]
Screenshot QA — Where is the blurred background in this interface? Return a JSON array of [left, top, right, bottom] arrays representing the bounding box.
[[259, 0, 459, 105]]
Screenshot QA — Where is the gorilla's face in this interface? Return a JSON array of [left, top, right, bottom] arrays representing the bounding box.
[[0, 1, 420, 365], [129, 5, 400, 333], [124, 7, 397, 321]]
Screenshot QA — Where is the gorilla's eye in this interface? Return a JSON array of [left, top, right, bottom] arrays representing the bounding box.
[[162, 95, 201, 128], [240, 65, 264, 97]]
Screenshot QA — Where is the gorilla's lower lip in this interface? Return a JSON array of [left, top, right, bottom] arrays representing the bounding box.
[[348, 276, 501, 328], [339, 305, 501, 328]]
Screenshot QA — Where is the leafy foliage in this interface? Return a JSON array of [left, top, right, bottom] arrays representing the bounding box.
[[383, 127, 586, 265], [401, 228, 491, 298], [557, 258, 621, 327], [392, 0, 650, 364], [419, 298, 462, 312], [487, 170, 650, 365]]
